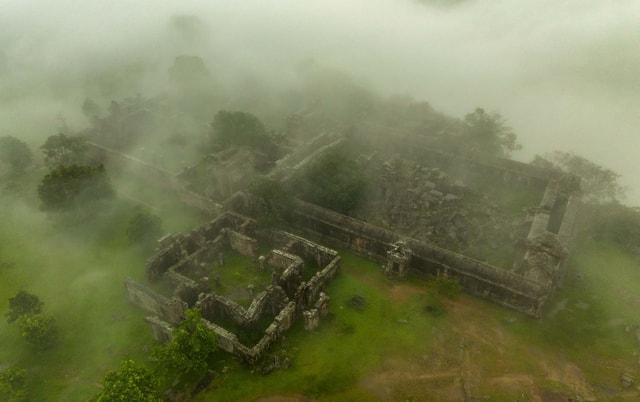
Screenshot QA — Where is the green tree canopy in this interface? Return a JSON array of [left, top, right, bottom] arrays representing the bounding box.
[[40, 133, 88, 168], [210, 110, 271, 149], [462, 108, 521, 158], [5, 290, 43, 324], [127, 210, 163, 251], [579, 202, 640, 253], [152, 309, 217, 385], [531, 151, 625, 204], [0, 136, 32, 175], [0, 366, 28, 402], [97, 360, 160, 402], [37, 164, 114, 211], [18, 313, 58, 350], [247, 176, 295, 226], [293, 147, 368, 215]]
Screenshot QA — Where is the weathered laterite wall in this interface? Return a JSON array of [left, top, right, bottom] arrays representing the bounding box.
[[124, 278, 187, 325], [291, 200, 550, 316]]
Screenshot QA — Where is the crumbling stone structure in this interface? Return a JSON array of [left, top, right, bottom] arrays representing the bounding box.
[[125, 212, 340, 364], [385, 241, 412, 278], [287, 151, 580, 317]]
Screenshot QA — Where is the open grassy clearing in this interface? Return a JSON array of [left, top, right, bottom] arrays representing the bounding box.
[[193, 239, 640, 401], [0, 170, 202, 401]]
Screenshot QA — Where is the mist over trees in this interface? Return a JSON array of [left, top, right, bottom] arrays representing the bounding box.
[[6, 291, 58, 351], [0, 2, 639, 400], [127, 210, 163, 252], [37, 164, 114, 211], [210, 110, 270, 150], [462, 108, 521, 158], [532, 151, 626, 204], [5, 291, 43, 324], [40, 133, 89, 168], [0, 136, 32, 176], [293, 146, 368, 215]]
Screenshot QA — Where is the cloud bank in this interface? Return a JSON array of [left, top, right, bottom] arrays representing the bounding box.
[[2, 0, 639, 202]]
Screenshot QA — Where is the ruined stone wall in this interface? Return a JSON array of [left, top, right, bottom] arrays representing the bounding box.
[[124, 277, 187, 324], [270, 231, 339, 267], [303, 257, 341, 308], [195, 285, 289, 328], [225, 229, 258, 257], [145, 315, 174, 344], [87, 141, 221, 215], [361, 124, 557, 186], [146, 212, 256, 280], [269, 133, 343, 182], [558, 193, 580, 247], [145, 302, 297, 364], [292, 200, 550, 316], [266, 250, 304, 272], [246, 302, 297, 363]]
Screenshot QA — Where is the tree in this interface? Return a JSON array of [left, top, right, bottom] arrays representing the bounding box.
[[152, 309, 217, 385], [0, 366, 28, 402], [18, 313, 58, 350], [97, 360, 160, 402], [462, 108, 521, 157], [294, 147, 368, 215], [531, 151, 625, 204], [210, 110, 271, 149], [580, 202, 640, 252], [5, 290, 43, 324], [40, 133, 88, 168], [247, 176, 295, 226], [37, 164, 114, 211], [0, 136, 32, 175], [127, 210, 163, 251]]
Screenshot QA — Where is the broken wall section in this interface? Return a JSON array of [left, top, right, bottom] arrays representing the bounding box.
[[124, 277, 187, 325], [292, 200, 551, 316]]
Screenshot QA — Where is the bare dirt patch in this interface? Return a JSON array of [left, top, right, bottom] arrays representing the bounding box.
[[358, 287, 603, 401], [388, 283, 425, 303]]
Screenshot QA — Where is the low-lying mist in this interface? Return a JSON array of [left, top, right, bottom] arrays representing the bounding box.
[[1, 2, 639, 399], [2, 0, 638, 203]]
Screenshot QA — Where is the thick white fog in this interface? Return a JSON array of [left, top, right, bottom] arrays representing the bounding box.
[[2, 0, 639, 202]]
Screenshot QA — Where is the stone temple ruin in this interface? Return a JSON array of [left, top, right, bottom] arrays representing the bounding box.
[[104, 124, 581, 364], [125, 212, 340, 363]]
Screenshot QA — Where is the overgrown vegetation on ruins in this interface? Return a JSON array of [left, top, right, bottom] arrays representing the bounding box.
[[293, 146, 369, 215]]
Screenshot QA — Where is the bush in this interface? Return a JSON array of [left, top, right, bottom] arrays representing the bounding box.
[[429, 276, 461, 300]]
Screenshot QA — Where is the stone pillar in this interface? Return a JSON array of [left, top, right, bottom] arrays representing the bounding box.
[[303, 309, 320, 331]]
